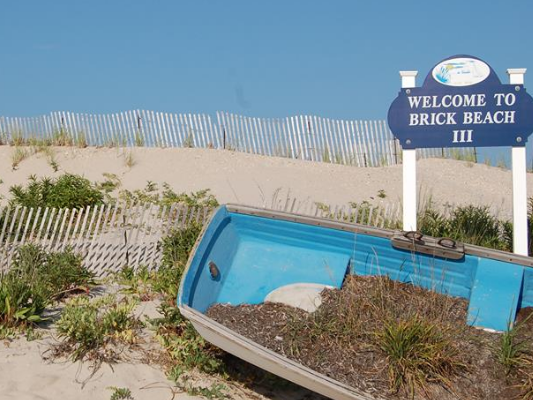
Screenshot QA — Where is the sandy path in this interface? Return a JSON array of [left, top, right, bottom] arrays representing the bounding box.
[[0, 146, 527, 220], [0, 299, 199, 400]]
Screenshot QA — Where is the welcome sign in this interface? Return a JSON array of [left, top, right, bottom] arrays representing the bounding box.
[[388, 55, 533, 149]]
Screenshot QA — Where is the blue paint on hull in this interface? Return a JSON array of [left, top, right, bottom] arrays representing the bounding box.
[[179, 206, 532, 331], [467, 258, 524, 331]]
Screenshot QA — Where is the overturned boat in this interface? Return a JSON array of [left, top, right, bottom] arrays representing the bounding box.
[[177, 204, 533, 400]]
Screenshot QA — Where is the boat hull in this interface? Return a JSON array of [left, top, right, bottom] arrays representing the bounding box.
[[180, 304, 376, 400], [178, 204, 533, 399]]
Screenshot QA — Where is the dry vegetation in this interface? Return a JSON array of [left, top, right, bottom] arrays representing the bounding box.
[[208, 275, 533, 399]]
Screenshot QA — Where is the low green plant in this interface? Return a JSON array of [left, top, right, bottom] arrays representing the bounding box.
[[183, 130, 194, 148], [377, 189, 387, 199], [52, 127, 74, 146], [322, 146, 331, 163], [134, 130, 144, 147], [148, 221, 225, 381], [43, 147, 60, 172], [496, 315, 533, 375], [497, 157, 508, 169], [449, 148, 476, 162], [117, 265, 155, 300], [0, 325, 17, 339], [418, 204, 512, 251], [11, 147, 28, 170], [56, 294, 140, 361], [96, 173, 122, 201], [76, 131, 88, 148], [377, 315, 463, 396], [153, 222, 203, 299], [0, 244, 93, 330], [9, 130, 26, 146], [124, 151, 136, 168], [9, 174, 104, 209], [118, 183, 218, 209], [150, 303, 225, 379], [186, 383, 227, 399], [108, 387, 134, 400], [498, 323, 529, 376]]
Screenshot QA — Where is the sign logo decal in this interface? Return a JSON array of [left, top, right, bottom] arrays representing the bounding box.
[[432, 57, 491, 87]]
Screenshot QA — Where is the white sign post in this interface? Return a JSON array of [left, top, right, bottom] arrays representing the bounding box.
[[508, 68, 529, 256], [400, 71, 418, 232]]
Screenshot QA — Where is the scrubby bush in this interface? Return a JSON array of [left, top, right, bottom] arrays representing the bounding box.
[[0, 244, 93, 329], [119, 183, 218, 209], [153, 222, 203, 300], [56, 295, 140, 361], [418, 205, 512, 252], [149, 220, 225, 383], [9, 174, 104, 209], [377, 315, 463, 395]]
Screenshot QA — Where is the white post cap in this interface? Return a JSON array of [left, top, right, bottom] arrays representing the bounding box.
[[399, 71, 418, 89], [507, 68, 527, 85], [399, 71, 419, 77]]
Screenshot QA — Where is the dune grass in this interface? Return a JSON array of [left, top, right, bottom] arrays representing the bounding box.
[[0, 244, 93, 335]]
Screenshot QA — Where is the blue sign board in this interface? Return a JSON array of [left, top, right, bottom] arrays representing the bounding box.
[[387, 55, 533, 149]]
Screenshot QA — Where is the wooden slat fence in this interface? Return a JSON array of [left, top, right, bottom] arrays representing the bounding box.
[[0, 200, 402, 276], [0, 203, 212, 276], [0, 111, 473, 167]]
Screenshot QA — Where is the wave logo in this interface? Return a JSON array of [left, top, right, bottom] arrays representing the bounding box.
[[432, 57, 491, 87]]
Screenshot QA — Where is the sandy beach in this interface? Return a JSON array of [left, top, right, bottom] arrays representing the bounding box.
[[0, 145, 529, 400]]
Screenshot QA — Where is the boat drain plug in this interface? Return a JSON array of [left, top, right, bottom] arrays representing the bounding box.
[[208, 261, 220, 280]]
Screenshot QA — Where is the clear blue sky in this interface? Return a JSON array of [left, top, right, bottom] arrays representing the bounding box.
[[1, 0, 532, 165]]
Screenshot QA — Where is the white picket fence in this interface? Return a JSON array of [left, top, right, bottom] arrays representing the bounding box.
[[0, 199, 402, 276], [0, 111, 473, 167]]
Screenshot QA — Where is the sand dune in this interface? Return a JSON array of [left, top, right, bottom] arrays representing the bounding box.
[[0, 146, 528, 220]]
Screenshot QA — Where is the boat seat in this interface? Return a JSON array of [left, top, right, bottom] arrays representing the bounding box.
[[265, 283, 335, 312]]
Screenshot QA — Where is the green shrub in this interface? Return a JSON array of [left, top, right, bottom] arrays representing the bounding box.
[[108, 387, 134, 400], [56, 295, 140, 361], [417, 208, 450, 238], [377, 315, 464, 396], [0, 244, 93, 329], [51, 127, 74, 146], [419, 205, 512, 252], [116, 265, 155, 300], [9, 174, 104, 209], [0, 266, 49, 326], [150, 303, 225, 379], [119, 183, 218, 209], [153, 222, 203, 301], [149, 221, 225, 382], [448, 205, 503, 249]]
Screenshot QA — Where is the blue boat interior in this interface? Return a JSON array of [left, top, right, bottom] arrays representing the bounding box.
[[179, 206, 532, 332]]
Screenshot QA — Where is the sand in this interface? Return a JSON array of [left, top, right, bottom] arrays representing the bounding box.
[[0, 287, 326, 400], [0, 146, 528, 220], [0, 296, 200, 400], [0, 145, 529, 400]]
